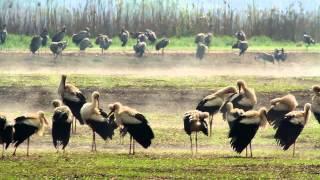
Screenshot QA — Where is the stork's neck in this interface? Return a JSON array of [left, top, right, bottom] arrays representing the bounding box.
[[58, 77, 66, 95], [92, 96, 99, 110]]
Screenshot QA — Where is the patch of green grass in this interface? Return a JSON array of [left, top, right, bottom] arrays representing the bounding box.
[[1, 34, 319, 52], [0, 152, 319, 179], [0, 73, 317, 92]]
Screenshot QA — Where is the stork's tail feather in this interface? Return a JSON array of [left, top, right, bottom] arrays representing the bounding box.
[[127, 123, 154, 148]]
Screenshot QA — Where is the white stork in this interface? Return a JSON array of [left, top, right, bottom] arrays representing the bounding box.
[[80, 91, 117, 152], [51, 99, 73, 152], [311, 85, 320, 124], [267, 94, 298, 128], [0, 114, 13, 158], [12, 111, 48, 156], [274, 103, 311, 157], [183, 110, 209, 154], [58, 75, 86, 133], [196, 86, 237, 136], [228, 107, 267, 157], [108, 102, 154, 155]]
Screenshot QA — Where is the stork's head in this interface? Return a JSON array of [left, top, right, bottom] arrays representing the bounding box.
[[38, 111, 48, 125], [312, 85, 320, 95], [108, 102, 122, 113], [61, 74, 67, 81], [92, 91, 100, 100], [52, 99, 62, 108], [236, 80, 246, 93]]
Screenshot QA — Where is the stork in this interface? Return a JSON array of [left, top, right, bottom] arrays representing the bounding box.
[[30, 35, 42, 55], [0, 115, 13, 158], [183, 110, 209, 154], [266, 94, 298, 128], [108, 102, 154, 155], [311, 85, 320, 123], [196, 86, 237, 136], [155, 38, 170, 55], [52, 26, 66, 42], [12, 111, 48, 156], [80, 91, 117, 152], [58, 75, 86, 133], [72, 27, 90, 45], [228, 107, 267, 157], [51, 99, 72, 152], [196, 43, 207, 60], [50, 41, 67, 59], [119, 28, 130, 47], [274, 103, 311, 157]]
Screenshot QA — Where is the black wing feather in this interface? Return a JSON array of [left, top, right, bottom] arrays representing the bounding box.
[[274, 117, 304, 150]]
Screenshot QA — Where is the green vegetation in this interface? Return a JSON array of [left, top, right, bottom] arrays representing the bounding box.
[[0, 152, 319, 179], [0, 73, 316, 92], [0, 34, 318, 52]]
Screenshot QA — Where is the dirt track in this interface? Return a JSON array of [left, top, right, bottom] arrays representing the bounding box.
[[0, 86, 311, 115]]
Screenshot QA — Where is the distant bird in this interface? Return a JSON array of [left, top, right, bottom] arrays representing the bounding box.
[[130, 32, 144, 39], [274, 48, 287, 62], [155, 38, 169, 55], [58, 75, 86, 132], [183, 110, 209, 154], [96, 35, 112, 54], [119, 28, 130, 47], [274, 103, 311, 157], [134, 41, 147, 57], [79, 38, 93, 51], [196, 43, 207, 60], [0, 24, 7, 44], [52, 26, 67, 42], [40, 28, 49, 46], [303, 32, 315, 46], [145, 29, 157, 43], [195, 33, 205, 44], [137, 33, 148, 43], [50, 41, 67, 59], [235, 31, 247, 41], [195, 33, 212, 45], [228, 107, 267, 157], [254, 52, 275, 64], [0, 115, 13, 158], [72, 27, 90, 45], [12, 111, 48, 156], [29, 35, 42, 54], [204, 33, 213, 47], [196, 86, 237, 136], [80, 91, 117, 152], [266, 94, 298, 129], [51, 99, 72, 152], [232, 40, 248, 56], [311, 85, 320, 123], [108, 102, 154, 155]]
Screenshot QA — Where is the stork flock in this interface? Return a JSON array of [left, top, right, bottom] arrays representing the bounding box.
[[0, 75, 319, 158], [0, 75, 155, 157], [1, 24, 315, 61], [187, 79, 319, 157]]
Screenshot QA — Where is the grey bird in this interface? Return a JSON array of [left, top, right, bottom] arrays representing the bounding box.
[[30, 35, 42, 54], [196, 43, 208, 60], [134, 41, 147, 57], [145, 29, 157, 44], [52, 26, 66, 42], [0, 24, 7, 44], [96, 34, 112, 54], [232, 41, 248, 56], [40, 28, 49, 46], [50, 41, 67, 59], [79, 38, 93, 51], [72, 27, 90, 45], [119, 28, 130, 47], [155, 38, 170, 55]]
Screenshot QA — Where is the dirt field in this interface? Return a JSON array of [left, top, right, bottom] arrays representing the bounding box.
[[0, 54, 320, 178]]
